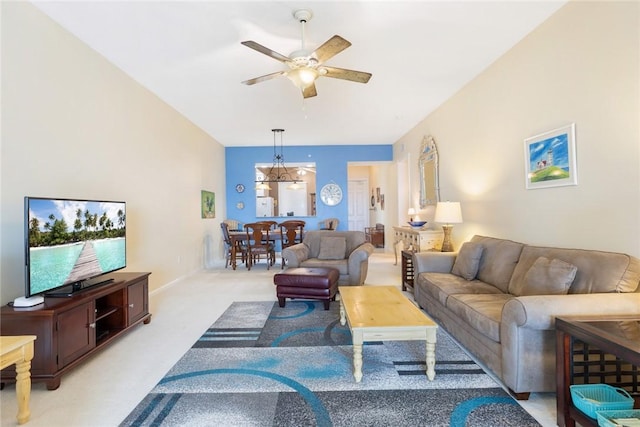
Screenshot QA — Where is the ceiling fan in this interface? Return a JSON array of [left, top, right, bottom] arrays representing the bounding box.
[[241, 9, 372, 99]]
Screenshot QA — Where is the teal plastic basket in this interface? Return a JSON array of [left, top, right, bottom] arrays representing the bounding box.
[[570, 384, 634, 419], [596, 409, 640, 427]]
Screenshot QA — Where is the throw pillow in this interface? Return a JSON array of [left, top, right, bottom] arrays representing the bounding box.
[[318, 237, 347, 260], [518, 256, 577, 296], [451, 242, 484, 280]]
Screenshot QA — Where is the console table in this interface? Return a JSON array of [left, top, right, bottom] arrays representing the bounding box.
[[556, 316, 640, 427], [392, 226, 443, 264]]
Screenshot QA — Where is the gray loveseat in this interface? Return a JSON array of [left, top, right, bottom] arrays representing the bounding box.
[[282, 230, 374, 285], [412, 235, 640, 398]]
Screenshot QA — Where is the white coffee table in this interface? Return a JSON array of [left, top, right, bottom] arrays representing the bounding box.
[[339, 285, 438, 382]]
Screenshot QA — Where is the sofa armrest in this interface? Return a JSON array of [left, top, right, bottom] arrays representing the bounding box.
[[281, 243, 310, 268], [412, 251, 457, 274], [347, 242, 375, 285], [500, 292, 640, 393], [502, 292, 640, 331]]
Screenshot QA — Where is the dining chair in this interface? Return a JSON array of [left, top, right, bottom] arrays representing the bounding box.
[[256, 220, 278, 230], [318, 218, 339, 230], [244, 222, 276, 270], [278, 220, 306, 268], [256, 220, 278, 245], [221, 222, 246, 269], [223, 219, 242, 231]]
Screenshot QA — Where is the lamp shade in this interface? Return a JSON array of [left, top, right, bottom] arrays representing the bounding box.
[[434, 202, 463, 224], [407, 208, 416, 216], [287, 67, 318, 89]]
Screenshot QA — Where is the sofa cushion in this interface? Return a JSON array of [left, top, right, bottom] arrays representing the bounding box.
[[451, 242, 484, 280], [509, 257, 577, 296], [446, 293, 514, 342], [417, 272, 503, 307], [471, 236, 524, 293], [318, 237, 347, 260], [508, 245, 640, 294]]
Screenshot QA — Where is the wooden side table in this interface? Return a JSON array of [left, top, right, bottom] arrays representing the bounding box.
[[400, 250, 415, 291], [1, 335, 36, 424], [556, 316, 640, 427]]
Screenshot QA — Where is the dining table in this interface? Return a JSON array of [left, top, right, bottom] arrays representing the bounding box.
[[228, 229, 285, 270]]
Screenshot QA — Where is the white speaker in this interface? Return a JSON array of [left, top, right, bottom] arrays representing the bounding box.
[[13, 295, 44, 307]]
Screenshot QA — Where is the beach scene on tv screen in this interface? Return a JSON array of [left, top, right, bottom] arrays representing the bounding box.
[[28, 199, 126, 294]]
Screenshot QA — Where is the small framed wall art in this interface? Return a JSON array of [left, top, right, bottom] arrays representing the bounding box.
[[201, 190, 215, 218], [524, 123, 577, 190]]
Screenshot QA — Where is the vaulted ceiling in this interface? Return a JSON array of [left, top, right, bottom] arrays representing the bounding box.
[[33, 1, 566, 147]]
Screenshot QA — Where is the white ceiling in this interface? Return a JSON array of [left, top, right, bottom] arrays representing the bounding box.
[[32, 1, 566, 147]]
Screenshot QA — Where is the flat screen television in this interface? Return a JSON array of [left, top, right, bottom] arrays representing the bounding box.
[[25, 196, 126, 297]]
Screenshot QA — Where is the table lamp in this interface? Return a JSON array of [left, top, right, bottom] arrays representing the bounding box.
[[434, 202, 463, 252], [407, 208, 416, 222]]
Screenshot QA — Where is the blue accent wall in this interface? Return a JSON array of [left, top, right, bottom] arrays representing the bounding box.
[[225, 145, 392, 230]]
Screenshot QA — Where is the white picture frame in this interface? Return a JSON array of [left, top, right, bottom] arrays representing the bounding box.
[[524, 123, 577, 190]]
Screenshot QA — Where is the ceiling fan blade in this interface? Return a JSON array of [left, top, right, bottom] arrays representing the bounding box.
[[241, 41, 292, 63], [242, 71, 287, 85], [313, 35, 351, 64], [302, 83, 317, 99], [320, 66, 372, 84]]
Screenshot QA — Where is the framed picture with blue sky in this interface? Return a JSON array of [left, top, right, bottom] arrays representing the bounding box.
[[524, 123, 577, 190]]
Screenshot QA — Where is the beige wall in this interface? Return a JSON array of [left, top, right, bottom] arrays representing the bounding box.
[[1, 3, 226, 304], [394, 1, 639, 257]]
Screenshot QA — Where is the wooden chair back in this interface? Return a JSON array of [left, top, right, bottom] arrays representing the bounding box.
[[244, 222, 275, 270], [278, 220, 305, 269], [278, 220, 305, 249], [221, 222, 246, 268]]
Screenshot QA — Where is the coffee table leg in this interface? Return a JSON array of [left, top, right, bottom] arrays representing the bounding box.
[[339, 299, 346, 326], [353, 343, 363, 382], [425, 331, 437, 381]]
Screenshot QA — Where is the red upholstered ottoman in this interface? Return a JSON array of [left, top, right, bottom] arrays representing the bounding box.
[[273, 267, 340, 310]]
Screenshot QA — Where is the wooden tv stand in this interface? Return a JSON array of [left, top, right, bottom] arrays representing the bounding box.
[[0, 272, 151, 390]]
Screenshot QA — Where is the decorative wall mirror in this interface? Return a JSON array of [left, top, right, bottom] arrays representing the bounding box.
[[255, 162, 317, 217], [419, 135, 440, 208]]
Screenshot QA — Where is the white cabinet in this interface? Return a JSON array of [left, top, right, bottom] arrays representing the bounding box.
[[392, 226, 444, 264]]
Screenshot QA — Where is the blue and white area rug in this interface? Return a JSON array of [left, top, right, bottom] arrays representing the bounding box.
[[121, 300, 540, 426]]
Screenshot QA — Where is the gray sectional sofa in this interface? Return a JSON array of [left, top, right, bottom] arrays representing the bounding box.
[[282, 230, 374, 285], [412, 235, 640, 398]]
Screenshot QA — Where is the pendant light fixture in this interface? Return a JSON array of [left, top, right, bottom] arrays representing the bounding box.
[[255, 129, 302, 189]]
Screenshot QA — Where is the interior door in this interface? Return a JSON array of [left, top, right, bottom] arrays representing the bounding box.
[[348, 179, 369, 231]]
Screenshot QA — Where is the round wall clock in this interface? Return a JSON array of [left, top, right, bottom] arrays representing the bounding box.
[[235, 184, 245, 193], [320, 183, 343, 206]]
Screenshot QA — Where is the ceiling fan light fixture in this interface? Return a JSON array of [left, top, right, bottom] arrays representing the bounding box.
[[240, 8, 371, 98], [287, 67, 318, 90]]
